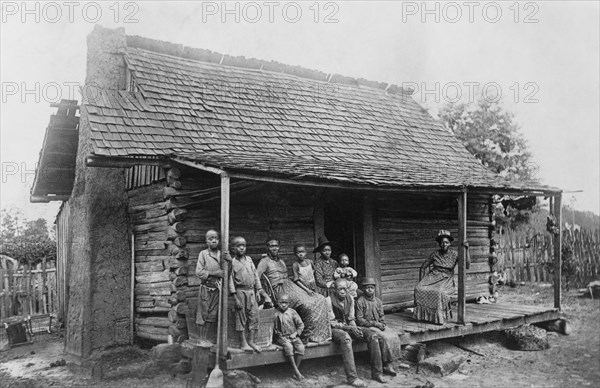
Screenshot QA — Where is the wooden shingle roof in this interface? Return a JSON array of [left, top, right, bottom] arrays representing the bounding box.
[[84, 41, 557, 193]]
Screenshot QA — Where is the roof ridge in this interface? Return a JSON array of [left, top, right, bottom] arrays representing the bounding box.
[[125, 34, 414, 96]]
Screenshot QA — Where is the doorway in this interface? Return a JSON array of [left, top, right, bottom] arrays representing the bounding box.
[[323, 193, 365, 277]]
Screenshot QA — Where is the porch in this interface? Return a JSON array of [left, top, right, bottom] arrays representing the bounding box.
[[224, 302, 560, 369]]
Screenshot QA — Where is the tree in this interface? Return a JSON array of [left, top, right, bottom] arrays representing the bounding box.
[[438, 98, 538, 230], [0, 209, 56, 267], [438, 98, 536, 182]]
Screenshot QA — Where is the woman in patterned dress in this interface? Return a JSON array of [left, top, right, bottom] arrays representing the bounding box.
[[313, 236, 339, 298], [257, 237, 331, 343], [413, 230, 469, 325]]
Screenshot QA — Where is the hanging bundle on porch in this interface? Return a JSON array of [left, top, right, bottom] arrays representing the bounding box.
[[546, 215, 560, 235]]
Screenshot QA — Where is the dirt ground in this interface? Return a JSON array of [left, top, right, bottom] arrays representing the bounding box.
[[1, 283, 598, 388]]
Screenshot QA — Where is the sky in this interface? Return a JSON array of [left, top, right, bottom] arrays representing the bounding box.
[[1, 1, 599, 226]]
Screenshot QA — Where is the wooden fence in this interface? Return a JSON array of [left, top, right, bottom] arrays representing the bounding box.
[[496, 228, 600, 288], [0, 262, 57, 321]]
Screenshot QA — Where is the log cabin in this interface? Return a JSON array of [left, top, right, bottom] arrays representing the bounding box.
[[31, 26, 564, 369]]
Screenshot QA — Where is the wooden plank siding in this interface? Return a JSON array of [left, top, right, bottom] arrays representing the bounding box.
[[376, 192, 493, 310], [185, 182, 318, 277]]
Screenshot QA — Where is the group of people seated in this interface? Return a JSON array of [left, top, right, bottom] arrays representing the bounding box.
[[195, 231, 396, 386], [195, 229, 466, 385]]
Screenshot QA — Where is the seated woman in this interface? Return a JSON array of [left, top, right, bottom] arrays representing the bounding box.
[[257, 237, 331, 343], [413, 230, 469, 325], [313, 236, 339, 298]]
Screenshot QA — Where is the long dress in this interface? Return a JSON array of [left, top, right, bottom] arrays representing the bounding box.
[[257, 255, 332, 343], [413, 249, 458, 325], [314, 256, 338, 298]]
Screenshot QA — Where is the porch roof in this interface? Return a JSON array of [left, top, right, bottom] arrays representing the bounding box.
[[30, 100, 79, 202], [83, 36, 559, 195]]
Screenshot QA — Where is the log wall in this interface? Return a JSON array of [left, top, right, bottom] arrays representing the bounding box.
[[377, 192, 493, 310], [128, 179, 172, 342]]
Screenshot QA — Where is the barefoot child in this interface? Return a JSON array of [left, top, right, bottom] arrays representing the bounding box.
[[274, 294, 306, 380], [292, 244, 316, 296], [355, 278, 397, 383], [334, 254, 359, 298], [229, 236, 271, 352], [195, 229, 231, 346]]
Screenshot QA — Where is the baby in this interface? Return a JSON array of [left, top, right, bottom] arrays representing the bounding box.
[[334, 253, 358, 298]]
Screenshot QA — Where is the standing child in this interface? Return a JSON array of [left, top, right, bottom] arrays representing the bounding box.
[[274, 294, 306, 380], [229, 236, 271, 353], [292, 244, 316, 296], [334, 254, 359, 298], [195, 229, 231, 346]]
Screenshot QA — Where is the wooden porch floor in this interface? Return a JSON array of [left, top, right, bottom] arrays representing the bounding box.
[[225, 303, 560, 369], [387, 303, 559, 344]]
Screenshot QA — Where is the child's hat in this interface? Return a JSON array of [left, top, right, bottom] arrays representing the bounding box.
[[361, 277, 377, 287]]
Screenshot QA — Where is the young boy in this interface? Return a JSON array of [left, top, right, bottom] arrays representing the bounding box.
[[195, 229, 231, 346], [355, 278, 397, 382], [229, 236, 271, 352], [334, 254, 358, 298], [292, 244, 316, 296], [274, 294, 305, 380]]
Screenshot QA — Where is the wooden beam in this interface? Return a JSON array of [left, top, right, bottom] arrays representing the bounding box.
[[553, 193, 562, 310], [402, 309, 560, 346], [362, 195, 381, 298], [457, 190, 467, 324], [130, 234, 135, 344], [30, 195, 70, 203], [226, 171, 465, 193], [225, 171, 560, 197], [172, 158, 224, 176], [227, 342, 368, 369], [219, 173, 231, 366], [467, 187, 561, 197], [313, 194, 325, 259], [86, 156, 171, 168]]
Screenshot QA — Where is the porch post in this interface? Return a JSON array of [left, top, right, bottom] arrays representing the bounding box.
[[362, 195, 381, 298], [219, 173, 230, 364], [553, 193, 562, 310], [313, 197, 325, 260], [457, 190, 467, 324]]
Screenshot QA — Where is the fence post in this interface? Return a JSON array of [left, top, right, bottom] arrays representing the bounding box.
[[553, 194, 562, 310], [42, 257, 48, 315], [0, 269, 5, 320]]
